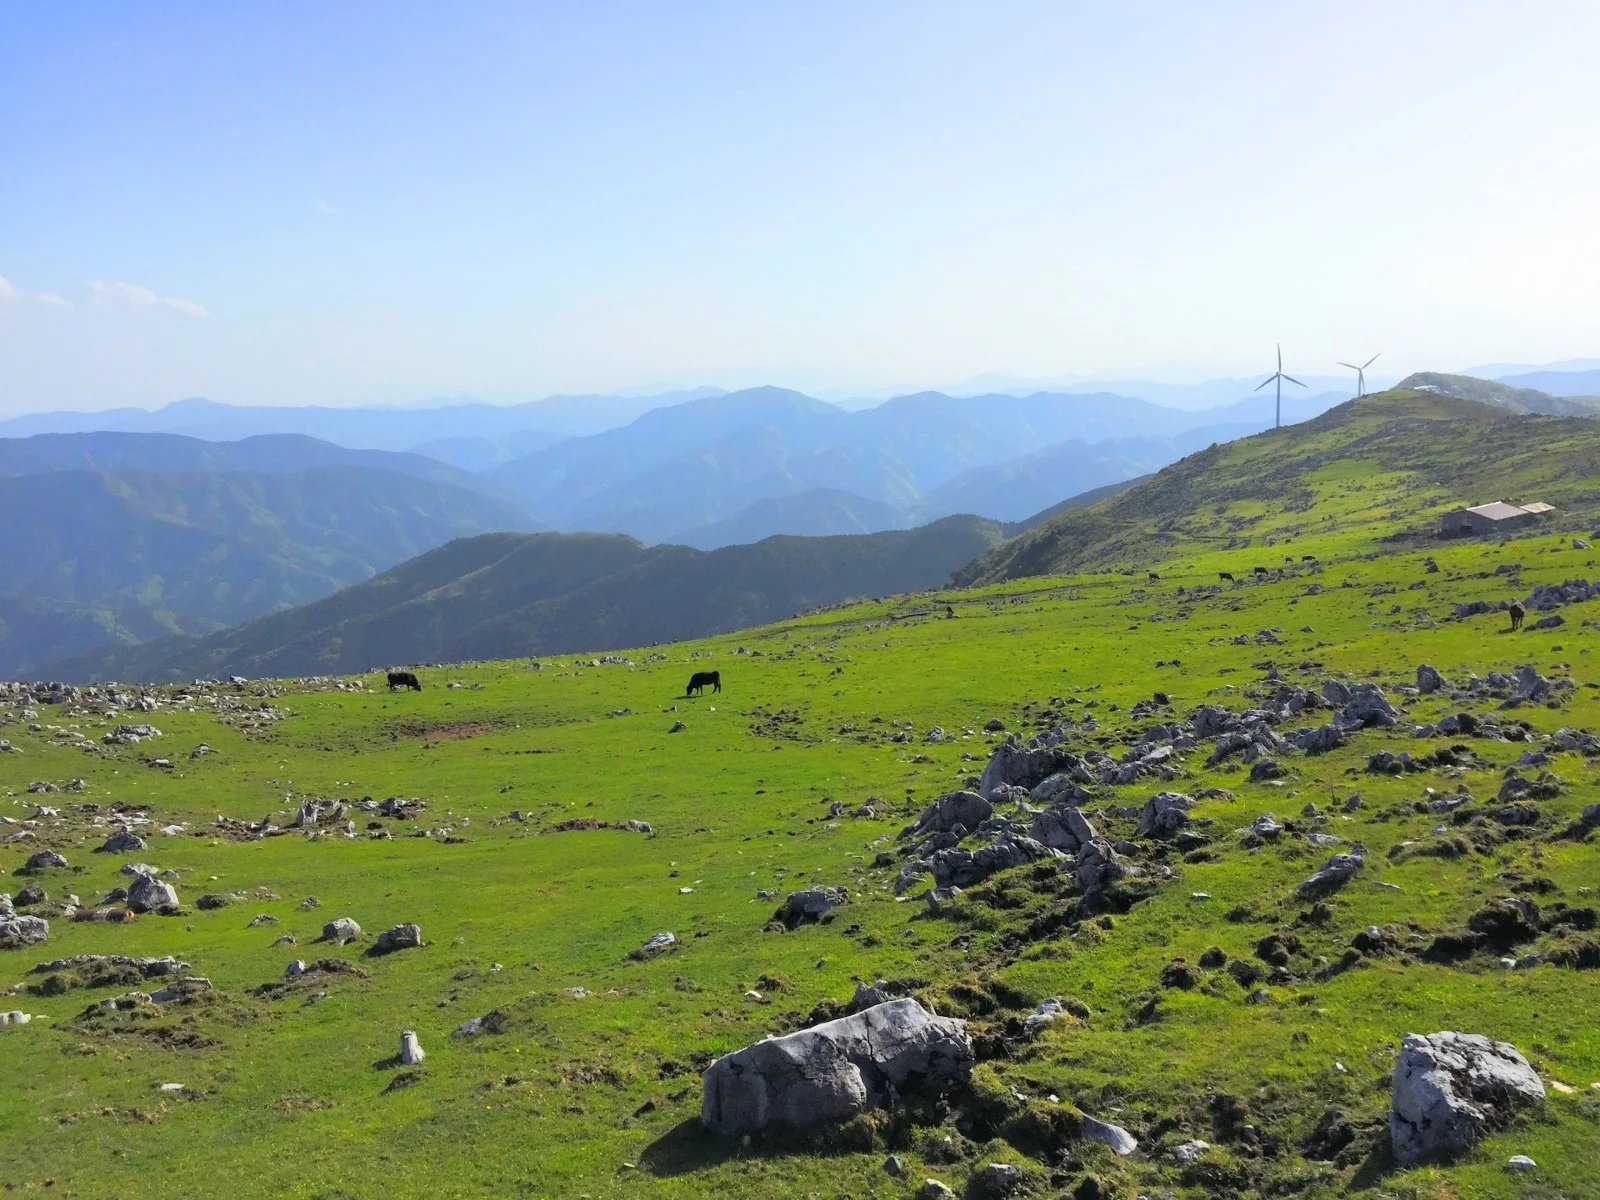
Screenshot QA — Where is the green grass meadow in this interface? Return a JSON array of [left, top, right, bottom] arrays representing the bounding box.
[[5, 445, 1600, 1198]]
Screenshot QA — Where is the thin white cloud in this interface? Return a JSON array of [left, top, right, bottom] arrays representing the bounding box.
[[0, 274, 74, 308], [87, 279, 207, 317], [315, 197, 339, 215], [89, 279, 159, 308]]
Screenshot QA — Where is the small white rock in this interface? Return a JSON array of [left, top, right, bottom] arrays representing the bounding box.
[[1507, 1155, 1537, 1172]]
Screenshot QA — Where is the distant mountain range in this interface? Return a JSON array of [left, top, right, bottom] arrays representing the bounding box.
[[1492, 368, 1600, 397], [480, 386, 1346, 545], [0, 389, 725, 450], [0, 433, 539, 677], [48, 517, 1006, 682]]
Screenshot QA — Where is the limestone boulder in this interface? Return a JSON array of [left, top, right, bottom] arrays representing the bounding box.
[[1390, 1032, 1544, 1164], [700, 998, 973, 1136]]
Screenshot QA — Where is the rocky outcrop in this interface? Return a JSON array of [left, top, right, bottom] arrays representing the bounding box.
[[775, 888, 848, 929], [700, 998, 973, 1136], [0, 914, 50, 948], [903, 792, 993, 840], [1029, 805, 1097, 854], [1389, 1032, 1544, 1164], [126, 874, 179, 913], [1135, 792, 1192, 839], [372, 923, 423, 954], [99, 829, 145, 854], [320, 916, 362, 944], [928, 833, 1058, 889], [1297, 852, 1364, 898], [978, 737, 1086, 800]]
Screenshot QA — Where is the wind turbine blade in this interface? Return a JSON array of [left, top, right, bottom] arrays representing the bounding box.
[[1283, 374, 1307, 388], [1337, 362, 1359, 370], [1254, 376, 1276, 391], [1363, 353, 1381, 368], [1277, 344, 1283, 369]]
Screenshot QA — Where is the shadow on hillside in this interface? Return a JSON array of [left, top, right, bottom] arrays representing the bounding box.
[[638, 1119, 741, 1176], [639, 1117, 877, 1177], [1346, 1139, 1398, 1191]]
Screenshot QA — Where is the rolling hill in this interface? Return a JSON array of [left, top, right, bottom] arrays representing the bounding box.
[[1396, 371, 1600, 415], [958, 387, 1600, 585], [45, 515, 1006, 681], [665, 488, 906, 549], [0, 466, 539, 677]]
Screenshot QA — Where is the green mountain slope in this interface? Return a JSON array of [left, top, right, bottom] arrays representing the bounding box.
[[1396, 371, 1600, 415], [958, 389, 1600, 585], [0, 468, 538, 676], [6, 510, 1600, 1197], [47, 515, 1005, 681]]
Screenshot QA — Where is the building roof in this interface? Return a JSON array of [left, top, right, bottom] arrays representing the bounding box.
[[1464, 501, 1533, 521], [1521, 501, 1555, 514]]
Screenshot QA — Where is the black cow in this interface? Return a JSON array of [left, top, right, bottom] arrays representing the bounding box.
[[685, 670, 721, 696], [1219, 571, 1234, 582], [1509, 602, 1526, 632], [1253, 566, 1269, 577], [387, 671, 422, 692], [1148, 572, 1160, 583]]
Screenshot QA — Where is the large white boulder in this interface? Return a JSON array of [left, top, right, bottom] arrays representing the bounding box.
[[1390, 1032, 1545, 1164], [701, 998, 973, 1136]]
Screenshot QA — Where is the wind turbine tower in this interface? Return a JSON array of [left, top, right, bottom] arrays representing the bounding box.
[[1338, 353, 1381, 398], [1255, 344, 1306, 429]]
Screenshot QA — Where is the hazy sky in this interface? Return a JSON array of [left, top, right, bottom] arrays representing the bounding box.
[[2, 1, 1597, 412]]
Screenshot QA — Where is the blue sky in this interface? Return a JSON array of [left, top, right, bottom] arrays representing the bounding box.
[[1, 1, 1597, 411]]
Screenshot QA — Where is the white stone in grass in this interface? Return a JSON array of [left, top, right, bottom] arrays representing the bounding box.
[[399, 1030, 425, 1065]]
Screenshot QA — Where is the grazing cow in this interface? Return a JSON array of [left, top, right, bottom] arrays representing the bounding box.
[[685, 670, 721, 696], [387, 670, 422, 692], [1219, 571, 1234, 582], [1301, 554, 1317, 562], [1509, 602, 1526, 632], [945, 605, 955, 617], [1285, 556, 1294, 564], [1148, 573, 1160, 583], [1253, 566, 1269, 577]]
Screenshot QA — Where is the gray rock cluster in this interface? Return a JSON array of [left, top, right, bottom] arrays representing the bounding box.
[[372, 923, 423, 954], [126, 874, 179, 913], [321, 916, 362, 944], [895, 789, 1064, 894], [774, 888, 847, 928], [1390, 1032, 1544, 1164], [699, 998, 973, 1136], [1296, 851, 1365, 898], [0, 913, 50, 948]]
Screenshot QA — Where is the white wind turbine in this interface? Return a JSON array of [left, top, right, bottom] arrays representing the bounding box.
[[1255, 344, 1306, 429], [1338, 352, 1381, 398]]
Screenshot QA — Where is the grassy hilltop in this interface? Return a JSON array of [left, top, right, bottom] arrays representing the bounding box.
[[3, 390, 1600, 1198]]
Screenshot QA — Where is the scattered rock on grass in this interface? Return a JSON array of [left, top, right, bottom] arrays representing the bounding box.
[[321, 917, 361, 945], [1389, 1032, 1544, 1164], [699, 998, 973, 1136], [126, 875, 179, 913], [398, 1029, 425, 1065], [371, 923, 423, 954]]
